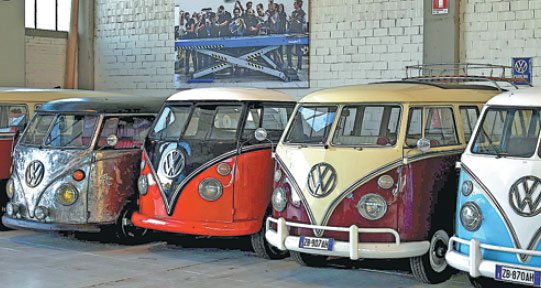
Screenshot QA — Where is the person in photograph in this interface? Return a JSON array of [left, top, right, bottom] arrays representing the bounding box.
[[197, 10, 211, 70], [184, 12, 197, 75], [235, 1, 245, 16], [256, 3, 267, 35], [230, 7, 245, 36], [267, 3, 283, 69], [216, 5, 232, 37], [244, 9, 259, 36], [277, 3, 287, 69], [287, 0, 306, 71]]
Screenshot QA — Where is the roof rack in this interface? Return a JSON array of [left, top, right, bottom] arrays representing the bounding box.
[[404, 63, 531, 91]]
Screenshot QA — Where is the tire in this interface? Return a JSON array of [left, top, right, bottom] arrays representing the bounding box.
[[250, 224, 289, 260], [112, 205, 148, 244], [291, 251, 328, 267], [0, 180, 10, 231], [410, 229, 453, 284]]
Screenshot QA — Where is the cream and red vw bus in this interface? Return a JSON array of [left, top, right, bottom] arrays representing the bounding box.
[[0, 88, 123, 230], [132, 88, 295, 258], [265, 80, 504, 283], [446, 86, 541, 287]]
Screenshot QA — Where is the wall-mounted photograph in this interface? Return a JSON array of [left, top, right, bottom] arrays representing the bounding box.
[[175, 0, 309, 89]]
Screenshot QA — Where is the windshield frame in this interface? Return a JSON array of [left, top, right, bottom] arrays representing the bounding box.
[[282, 103, 340, 147], [470, 105, 541, 159], [19, 111, 101, 150], [148, 101, 247, 142], [330, 103, 403, 148]]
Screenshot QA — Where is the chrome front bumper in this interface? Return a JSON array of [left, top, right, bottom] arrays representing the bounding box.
[[265, 217, 429, 259], [446, 236, 541, 279], [2, 216, 101, 232]]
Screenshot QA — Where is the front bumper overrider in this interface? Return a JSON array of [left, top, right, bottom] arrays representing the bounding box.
[[446, 236, 541, 279], [265, 217, 429, 259], [2, 215, 101, 232]]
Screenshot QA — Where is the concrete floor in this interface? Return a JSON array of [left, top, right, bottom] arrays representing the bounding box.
[[0, 229, 475, 288]]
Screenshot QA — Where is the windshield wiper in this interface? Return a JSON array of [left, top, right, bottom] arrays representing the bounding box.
[[481, 128, 505, 158]]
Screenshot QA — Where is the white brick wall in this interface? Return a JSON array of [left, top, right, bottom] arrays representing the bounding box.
[[94, 0, 176, 96], [309, 0, 423, 89], [25, 35, 67, 88], [461, 0, 541, 85]]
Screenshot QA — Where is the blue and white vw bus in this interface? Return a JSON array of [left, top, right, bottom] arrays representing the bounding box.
[[446, 86, 541, 287]]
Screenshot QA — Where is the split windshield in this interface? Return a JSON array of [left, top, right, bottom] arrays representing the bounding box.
[[150, 104, 243, 141], [284, 105, 401, 146], [472, 107, 541, 158], [21, 113, 99, 148]]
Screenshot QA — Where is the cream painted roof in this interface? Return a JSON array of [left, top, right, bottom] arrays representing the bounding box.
[[167, 88, 295, 102], [0, 87, 128, 103], [300, 83, 499, 104], [487, 86, 541, 107]]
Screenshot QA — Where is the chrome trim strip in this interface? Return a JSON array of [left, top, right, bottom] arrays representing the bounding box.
[[461, 164, 540, 263]]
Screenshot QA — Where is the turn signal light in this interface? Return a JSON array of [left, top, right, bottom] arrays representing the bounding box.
[[72, 170, 85, 181]]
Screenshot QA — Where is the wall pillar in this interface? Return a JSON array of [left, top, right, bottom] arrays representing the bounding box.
[[78, 0, 94, 90], [423, 0, 460, 67]]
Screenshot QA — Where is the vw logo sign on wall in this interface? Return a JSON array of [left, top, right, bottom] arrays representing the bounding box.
[[163, 150, 185, 179], [509, 176, 541, 217], [307, 163, 337, 197], [25, 160, 45, 187]]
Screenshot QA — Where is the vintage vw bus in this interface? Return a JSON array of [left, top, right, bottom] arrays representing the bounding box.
[[2, 96, 164, 241], [131, 88, 295, 258], [264, 81, 505, 283], [446, 87, 541, 287], [0, 88, 123, 230]]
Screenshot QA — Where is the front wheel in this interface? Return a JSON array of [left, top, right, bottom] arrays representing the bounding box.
[[410, 229, 453, 284], [112, 206, 148, 244], [250, 225, 289, 260], [291, 251, 328, 267]]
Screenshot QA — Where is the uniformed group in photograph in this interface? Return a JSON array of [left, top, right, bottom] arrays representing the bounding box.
[[1, 63, 541, 288]]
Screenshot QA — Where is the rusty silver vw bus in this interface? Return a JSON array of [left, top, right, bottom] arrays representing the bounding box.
[[2, 96, 164, 242]]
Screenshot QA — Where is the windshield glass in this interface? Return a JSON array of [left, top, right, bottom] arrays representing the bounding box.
[[149, 104, 243, 141], [44, 114, 99, 148], [285, 106, 337, 144], [21, 113, 56, 145], [0, 105, 27, 133], [333, 105, 400, 146], [472, 108, 541, 158]]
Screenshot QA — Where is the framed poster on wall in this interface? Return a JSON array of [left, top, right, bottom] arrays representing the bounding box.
[[174, 0, 309, 89]]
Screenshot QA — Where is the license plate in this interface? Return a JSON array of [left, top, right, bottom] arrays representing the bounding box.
[[299, 236, 334, 251], [495, 265, 541, 286]]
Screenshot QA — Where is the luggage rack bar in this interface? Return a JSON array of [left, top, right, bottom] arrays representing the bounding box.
[[404, 63, 531, 91]]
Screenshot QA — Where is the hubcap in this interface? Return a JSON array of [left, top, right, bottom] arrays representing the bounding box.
[[120, 209, 147, 239], [429, 229, 449, 273]]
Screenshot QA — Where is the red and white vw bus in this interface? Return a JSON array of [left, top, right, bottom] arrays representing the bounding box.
[[132, 88, 295, 258]]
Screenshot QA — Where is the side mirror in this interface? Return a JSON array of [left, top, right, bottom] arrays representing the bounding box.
[[254, 128, 268, 142], [417, 138, 430, 153], [106, 134, 118, 147]]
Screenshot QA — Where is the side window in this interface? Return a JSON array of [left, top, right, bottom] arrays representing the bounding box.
[[242, 106, 292, 141], [210, 106, 242, 140], [0, 105, 27, 133], [406, 107, 422, 147], [460, 107, 479, 143], [424, 107, 458, 147], [98, 116, 154, 149]]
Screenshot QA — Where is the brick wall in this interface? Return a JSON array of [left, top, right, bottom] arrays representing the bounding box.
[[460, 0, 540, 84], [25, 35, 67, 88], [94, 0, 176, 96]]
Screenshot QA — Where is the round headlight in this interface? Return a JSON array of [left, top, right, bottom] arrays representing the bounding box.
[[357, 193, 388, 220], [6, 178, 14, 199], [461, 180, 473, 196], [377, 175, 395, 190], [272, 187, 288, 212], [460, 202, 483, 231], [56, 184, 79, 206], [34, 206, 47, 220], [138, 174, 148, 195], [274, 169, 283, 183], [198, 178, 223, 201]]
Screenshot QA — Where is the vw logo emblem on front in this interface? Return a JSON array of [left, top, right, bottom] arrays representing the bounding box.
[[163, 150, 185, 179], [25, 160, 45, 187], [509, 176, 541, 217], [307, 163, 337, 197]]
